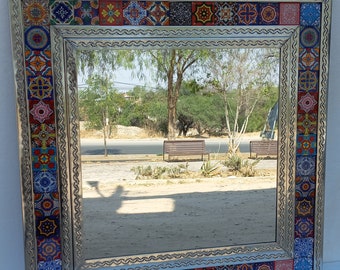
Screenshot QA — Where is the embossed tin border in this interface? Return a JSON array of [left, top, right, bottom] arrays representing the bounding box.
[[53, 26, 297, 269]]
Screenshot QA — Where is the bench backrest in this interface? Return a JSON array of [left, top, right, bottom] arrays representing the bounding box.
[[250, 140, 277, 154], [163, 140, 206, 154]]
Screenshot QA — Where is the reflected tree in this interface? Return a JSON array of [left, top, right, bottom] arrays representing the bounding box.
[[137, 49, 209, 140], [205, 48, 279, 153], [79, 75, 126, 156]]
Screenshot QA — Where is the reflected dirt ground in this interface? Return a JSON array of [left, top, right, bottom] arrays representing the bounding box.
[[81, 159, 277, 259]]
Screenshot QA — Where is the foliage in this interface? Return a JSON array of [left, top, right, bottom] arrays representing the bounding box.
[[205, 48, 279, 153], [224, 154, 243, 171], [177, 113, 194, 137], [200, 160, 221, 177], [177, 93, 225, 136], [136, 49, 210, 140], [77, 49, 135, 78], [167, 163, 189, 178], [247, 85, 279, 132], [239, 159, 260, 177], [116, 86, 168, 135], [78, 48, 280, 142], [223, 154, 260, 177], [79, 75, 125, 130], [131, 163, 190, 180]]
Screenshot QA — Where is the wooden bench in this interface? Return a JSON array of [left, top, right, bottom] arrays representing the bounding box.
[[163, 140, 210, 161], [249, 140, 278, 158]]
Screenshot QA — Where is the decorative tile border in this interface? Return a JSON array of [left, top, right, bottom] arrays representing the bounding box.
[[15, 1, 329, 269]]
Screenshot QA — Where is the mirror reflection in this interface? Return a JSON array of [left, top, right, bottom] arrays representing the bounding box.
[[77, 48, 279, 259]]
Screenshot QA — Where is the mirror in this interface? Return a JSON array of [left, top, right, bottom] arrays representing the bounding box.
[[10, 0, 330, 269], [78, 47, 280, 259], [52, 26, 297, 269]]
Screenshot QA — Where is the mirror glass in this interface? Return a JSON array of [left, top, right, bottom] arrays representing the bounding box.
[[77, 47, 280, 259]]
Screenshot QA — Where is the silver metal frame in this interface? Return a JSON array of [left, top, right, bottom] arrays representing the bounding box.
[[8, 0, 331, 269], [53, 26, 296, 269]]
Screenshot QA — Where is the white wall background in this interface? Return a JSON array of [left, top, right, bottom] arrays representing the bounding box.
[[323, 1, 340, 269], [0, 1, 25, 268], [0, 1, 339, 269]]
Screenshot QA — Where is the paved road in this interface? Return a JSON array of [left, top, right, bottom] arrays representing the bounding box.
[[80, 139, 252, 155]]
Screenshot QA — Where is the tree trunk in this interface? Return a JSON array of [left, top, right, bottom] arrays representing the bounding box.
[[168, 105, 176, 140], [103, 108, 108, 157]]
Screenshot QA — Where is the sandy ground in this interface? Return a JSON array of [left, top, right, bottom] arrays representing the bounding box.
[[81, 159, 277, 259]]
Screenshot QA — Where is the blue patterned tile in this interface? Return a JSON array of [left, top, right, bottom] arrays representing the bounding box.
[[24, 26, 50, 51], [296, 197, 315, 217], [296, 156, 316, 176], [294, 257, 313, 270], [50, 0, 74, 24], [38, 259, 62, 270], [214, 2, 239, 25], [37, 236, 62, 261], [296, 175, 316, 198], [36, 216, 60, 238], [123, 1, 147, 25], [295, 217, 314, 238], [300, 3, 321, 27], [258, 3, 279, 25], [294, 237, 314, 258], [74, 0, 99, 25], [169, 2, 192, 26], [298, 70, 319, 93], [297, 134, 317, 156], [33, 170, 58, 193], [35, 192, 60, 217], [300, 27, 320, 48], [25, 50, 52, 77]]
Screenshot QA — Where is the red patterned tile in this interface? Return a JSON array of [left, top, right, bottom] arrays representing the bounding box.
[[279, 3, 300, 25], [99, 0, 123, 25], [23, 0, 49, 26], [29, 100, 55, 125], [298, 92, 318, 114], [274, 259, 294, 270], [144, 1, 169, 26], [192, 2, 216, 26], [237, 3, 258, 25]]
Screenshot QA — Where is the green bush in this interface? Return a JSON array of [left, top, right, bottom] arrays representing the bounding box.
[[131, 163, 189, 180], [223, 154, 260, 177], [200, 160, 221, 177]]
